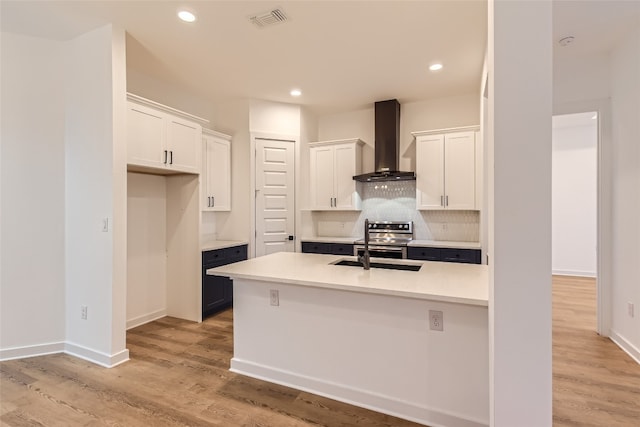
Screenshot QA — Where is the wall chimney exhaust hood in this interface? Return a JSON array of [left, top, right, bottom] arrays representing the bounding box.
[[353, 99, 415, 182]]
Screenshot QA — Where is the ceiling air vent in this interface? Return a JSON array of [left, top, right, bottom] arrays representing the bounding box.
[[249, 8, 288, 28]]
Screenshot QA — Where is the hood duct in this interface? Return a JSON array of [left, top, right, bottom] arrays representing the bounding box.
[[353, 99, 415, 182]]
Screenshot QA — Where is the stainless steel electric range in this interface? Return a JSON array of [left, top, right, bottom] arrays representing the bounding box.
[[353, 220, 413, 259]]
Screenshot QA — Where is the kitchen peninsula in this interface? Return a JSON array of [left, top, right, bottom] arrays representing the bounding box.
[[209, 252, 489, 427]]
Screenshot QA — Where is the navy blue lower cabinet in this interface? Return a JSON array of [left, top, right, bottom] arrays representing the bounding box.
[[440, 248, 481, 264], [408, 246, 481, 264], [202, 244, 248, 318], [407, 246, 441, 261], [301, 241, 331, 254], [302, 241, 354, 256]]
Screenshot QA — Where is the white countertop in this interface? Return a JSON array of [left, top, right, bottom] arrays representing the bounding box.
[[302, 236, 481, 249], [301, 236, 359, 244], [409, 240, 481, 249], [208, 252, 488, 306], [201, 240, 248, 252]]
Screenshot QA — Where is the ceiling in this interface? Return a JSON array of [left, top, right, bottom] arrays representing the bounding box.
[[1, 1, 638, 115]]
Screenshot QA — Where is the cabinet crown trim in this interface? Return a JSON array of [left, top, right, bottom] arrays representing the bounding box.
[[309, 138, 366, 147], [203, 128, 232, 141], [127, 93, 209, 126], [411, 126, 480, 138]]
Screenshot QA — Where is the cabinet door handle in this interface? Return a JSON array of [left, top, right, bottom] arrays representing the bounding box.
[[208, 196, 211, 207], [164, 150, 168, 164], [440, 195, 444, 206], [445, 195, 449, 207], [212, 196, 214, 207], [169, 151, 173, 165]]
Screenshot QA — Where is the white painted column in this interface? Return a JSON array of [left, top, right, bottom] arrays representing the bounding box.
[[65, 25, 129, 367], [488, 1, 553, 426]]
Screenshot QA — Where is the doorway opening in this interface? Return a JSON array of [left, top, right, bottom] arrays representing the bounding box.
[[552, 108, 606, 334], [552, 112, 598, 278]]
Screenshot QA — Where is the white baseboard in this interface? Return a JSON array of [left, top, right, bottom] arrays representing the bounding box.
[[126, 309, 167, 330], [0, 341, 65, 361], [64, 342, 130, 368], [1, 341, 129, 368], [230, 358, 488, 427], [552, 269, 597, 278], [609, 330, 640, 365]]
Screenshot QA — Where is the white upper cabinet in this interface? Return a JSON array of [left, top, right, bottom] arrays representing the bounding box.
[[127, 102, 166, 168], [126, 94, 204, 174], [413, 127, 479, 210], [202, 130, 231, 211], [309, 139, 364, 211], [166, 116, 201, 174]]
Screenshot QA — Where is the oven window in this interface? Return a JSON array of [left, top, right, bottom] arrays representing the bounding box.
[[355, 248, 404, 259]]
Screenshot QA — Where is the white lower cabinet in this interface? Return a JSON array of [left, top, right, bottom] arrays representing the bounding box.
[[126, 94, 203, 174], [309, 139, 363, 211], [413, 127, 479, 210], [201, 129, 231, 211]]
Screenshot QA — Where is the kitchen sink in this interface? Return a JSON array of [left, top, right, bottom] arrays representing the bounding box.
[[332, 259, 422, 271]]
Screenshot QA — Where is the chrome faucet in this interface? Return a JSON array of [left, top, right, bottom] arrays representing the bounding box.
[[358, 218, 371, 270]]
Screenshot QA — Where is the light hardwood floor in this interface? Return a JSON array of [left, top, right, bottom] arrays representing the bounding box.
[[552, 275, 640, 426], [1, 276, 639, 426]]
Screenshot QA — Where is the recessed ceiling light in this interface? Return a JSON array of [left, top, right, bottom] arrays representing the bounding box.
[[429, 63, 443, 72], [290, 89, 302, 97], [178, 10, 196, 23]]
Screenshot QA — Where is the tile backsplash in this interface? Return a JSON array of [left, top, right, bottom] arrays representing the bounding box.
[[314, 181, 479, 242]]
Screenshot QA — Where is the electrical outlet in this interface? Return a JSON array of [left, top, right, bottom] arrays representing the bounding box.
[[629, 302, 635, 318], [81, 305, 88, 320], [270, 290, 279, 306], [429, 310, 443, 331]]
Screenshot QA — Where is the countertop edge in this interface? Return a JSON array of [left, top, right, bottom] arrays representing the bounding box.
[[202, 240, 249, 251], [207, 269, 488, 307], [408, 240, 481, 249]]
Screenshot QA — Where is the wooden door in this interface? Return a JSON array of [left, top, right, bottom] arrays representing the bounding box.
[[255, 138, 295, 257]]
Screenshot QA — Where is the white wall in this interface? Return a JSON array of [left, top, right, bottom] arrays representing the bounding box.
[[298, 107, 318, 247], [553, 53, 611, 106], [126, 173, 167, 328], [0, 33, 67, 356], [609, 21, 640, 362], [319, 108, 375, 172], [64, 25, 129, 366], [552, 115, 597, 277], [309, 94, 481, 242], [488, 1, 553, 425], [208, 99, 251, 242], [317, 94, 480, 175], [249, 100, 302, 256], [233, 279, 489, 427]]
